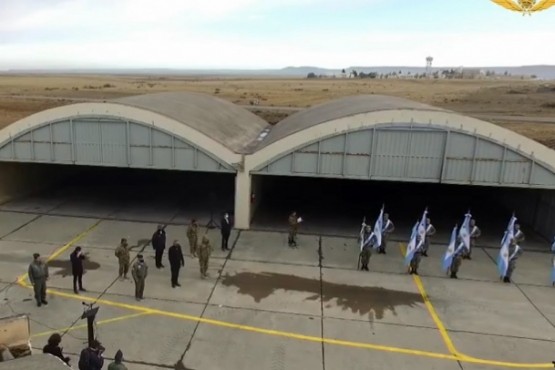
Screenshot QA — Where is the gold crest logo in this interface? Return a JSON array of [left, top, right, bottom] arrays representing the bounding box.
[[491, 0, 555, 14]]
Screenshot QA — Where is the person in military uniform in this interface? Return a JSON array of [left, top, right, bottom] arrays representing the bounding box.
[[463, 219, 481, 260], [168, 240, 185, 288], [514, 224, 525, 244], [221, 213, 232, 251], [28, 253, 49, 307], [198, 236, 212, 279], [115, 238, 131, 280], [421, 218, 436, 257], [449, 245, 465, 279], [288, 211, 300, 247], [409, 238, 423, 275], [359, 225, 373, 271], [378, 213, 395, 254], [186, 219, 199, 257], [504, 238, 523, 283], [151, 225, 166, 268], [131, 254, 148, 301]]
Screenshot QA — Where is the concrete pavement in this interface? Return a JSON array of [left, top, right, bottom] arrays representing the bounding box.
[[1, 199, 555, 369]]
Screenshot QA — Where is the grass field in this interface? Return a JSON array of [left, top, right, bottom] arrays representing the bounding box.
[[1, 74, 554, 146]]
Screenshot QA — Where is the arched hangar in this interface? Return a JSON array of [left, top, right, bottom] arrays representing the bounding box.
[[0, 93, 554, 239]]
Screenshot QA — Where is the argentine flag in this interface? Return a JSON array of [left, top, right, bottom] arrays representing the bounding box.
[[404, 221, 419, 266], [497, 215, 517, 277], [416, 208, 428, 249], [373, 206, 384, 249], [459, 212, 472, 251], [442, 225, 458, 273]]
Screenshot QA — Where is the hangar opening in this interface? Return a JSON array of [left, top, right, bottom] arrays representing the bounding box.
[[0, 161, 235, 225], [245, 95, 555, 246], [250, 175, 549, 246]]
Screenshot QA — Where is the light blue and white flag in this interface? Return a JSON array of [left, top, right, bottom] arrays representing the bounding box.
[[442, 225, 459, 273], [497, 214, 517, 277], [459, 211, 472, 251], [416, 208, 428, 250], [373, 206, 384, 249], [404, 221, 419, 266]]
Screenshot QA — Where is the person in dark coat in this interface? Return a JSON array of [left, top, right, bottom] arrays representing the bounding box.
[[70, 246, 87, 294], [78, 339, 104, 370], [152, 225, 166, 268], [168, 240, 185, 288], [43, 333, 70, 365], [220, 213, 232, 251]]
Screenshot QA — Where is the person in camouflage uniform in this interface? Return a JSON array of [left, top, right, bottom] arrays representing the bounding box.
[[449, 246, 465, 279], [503, 238, 523, 283], [115, 238, 131, 279], [288, 212, 299, 247], [198, 236, 212, 279], [187, 219, 199, 257], [359, 225, 373, 271], [463, 219, 481, 260]]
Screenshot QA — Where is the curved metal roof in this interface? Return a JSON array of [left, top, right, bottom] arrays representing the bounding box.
[[113, 92, 270, 154], [258, 94, 446, 149]]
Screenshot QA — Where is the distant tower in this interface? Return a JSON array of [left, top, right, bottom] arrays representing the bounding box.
[[426, 56, 433, 77]]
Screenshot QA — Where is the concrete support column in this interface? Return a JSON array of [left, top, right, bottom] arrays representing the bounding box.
[[234, 171, 251, 230]]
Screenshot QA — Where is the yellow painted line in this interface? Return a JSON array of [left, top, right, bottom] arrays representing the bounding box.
[[36, 286, 457, 362], [398, 242, 458, 354], [31, 312, 149, 339], [17, 220, 102, 285], [399, 243, 554, 368]]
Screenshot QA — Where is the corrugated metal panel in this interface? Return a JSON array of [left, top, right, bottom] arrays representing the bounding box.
[[252, 125, 555, 189], [0, 117, 233, 172]]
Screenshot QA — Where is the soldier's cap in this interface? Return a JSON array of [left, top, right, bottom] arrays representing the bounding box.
[[137, 254, 144, 259], [33, 253, 40, 259]]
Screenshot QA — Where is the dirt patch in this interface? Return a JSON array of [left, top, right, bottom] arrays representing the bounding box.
[[48, 259, 100, 277], [220, 272, 422, 320]]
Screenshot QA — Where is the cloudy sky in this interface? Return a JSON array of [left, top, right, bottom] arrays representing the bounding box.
[[0, 0, 554, 69]]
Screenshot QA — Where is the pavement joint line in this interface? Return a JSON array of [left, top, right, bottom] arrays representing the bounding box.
[[179, 229, 242, 364], [16, 219, 102, 285], [12, 222, 555, 368], [30, 312, 150, 339], [0, 214, 43, 240], [399, 243, 555, 368]]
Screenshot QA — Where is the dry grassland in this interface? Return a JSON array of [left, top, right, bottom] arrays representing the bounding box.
[[0, 74, 554, 146]]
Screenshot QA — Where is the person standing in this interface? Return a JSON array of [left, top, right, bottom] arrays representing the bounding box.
[[359, 225, 373, 271], [421, 218, 436, 257], [78, 339, 104, 370], [70, 246, 87, 294], [107, 349, 127, 370], [379, 213, 395, 254], [449, 246, 465, 279], [168, 240, 185, 288], [514, 224, 525, 244], [409, 238, 424, 275], [463, 219, 481, 260], [187, 219, 199, 257], [503, 238, 523, 283], [152, 225, 166, 268], [288, 212, 300, 247], [43, 333, 70, 365], [131, 254, 148, 301], [220, 213, 231, 251], [198, 236, 212, 279], [28, 253, 49, 307], [115, 238, 131, 280]]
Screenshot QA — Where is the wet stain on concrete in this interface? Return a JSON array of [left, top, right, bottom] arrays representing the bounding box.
[[48, 259, 100, 277], [221, 272, 423, 320]]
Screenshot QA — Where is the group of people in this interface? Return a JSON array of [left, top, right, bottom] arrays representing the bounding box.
[[43, 334, 126, 370], [354, 208, 529, 284], [28, 215, 231, 306]]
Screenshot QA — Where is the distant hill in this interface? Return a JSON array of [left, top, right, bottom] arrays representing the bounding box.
[[3, 65, 555, 79]]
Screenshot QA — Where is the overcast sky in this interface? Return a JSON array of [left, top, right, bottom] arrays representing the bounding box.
[[0, 0, 554, 69]]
